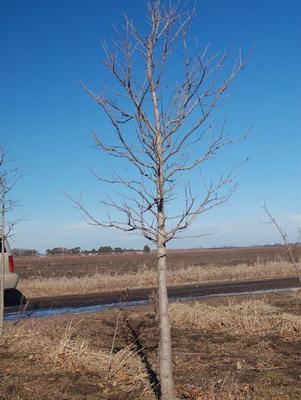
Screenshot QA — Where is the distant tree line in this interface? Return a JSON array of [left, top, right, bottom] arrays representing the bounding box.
[[45, 247, 81, 256], [12, 248, 40, 257], [44, 245, 151, 256]]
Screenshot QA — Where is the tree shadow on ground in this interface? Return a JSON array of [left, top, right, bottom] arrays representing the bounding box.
[[126, 319, 161, 400]]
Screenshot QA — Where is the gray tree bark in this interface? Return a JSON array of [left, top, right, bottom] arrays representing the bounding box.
[[156, 169, 175, 398], [157, 239, 174, 398]]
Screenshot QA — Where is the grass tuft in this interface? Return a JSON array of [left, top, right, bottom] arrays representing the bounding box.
[[170, 297, 301, 341]]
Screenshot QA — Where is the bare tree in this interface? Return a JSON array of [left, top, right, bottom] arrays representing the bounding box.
[[69, 2, 248, 398], [262, 202, 301, 284], [0, 147, 20, 335]]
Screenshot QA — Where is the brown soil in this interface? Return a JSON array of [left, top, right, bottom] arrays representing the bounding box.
[[14, 245, 301, 279], [1, 291, 301, 400]]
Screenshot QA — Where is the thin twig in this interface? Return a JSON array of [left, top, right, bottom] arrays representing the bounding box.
[[262, 202, 301, 285]]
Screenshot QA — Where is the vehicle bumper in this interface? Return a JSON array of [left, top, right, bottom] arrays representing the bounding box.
[[4, 273, 19, 289]]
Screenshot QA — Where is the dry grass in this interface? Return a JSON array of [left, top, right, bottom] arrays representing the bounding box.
[[176, 381, 257, 400], [18, 260, 298, 298], [170, 297, 301, 341], [3, 318, 153, 398], [2, 290, 301, 399], [51, 322, 150, 392]]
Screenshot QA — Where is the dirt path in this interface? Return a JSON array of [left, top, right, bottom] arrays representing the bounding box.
[[5, 276, 300, 315]]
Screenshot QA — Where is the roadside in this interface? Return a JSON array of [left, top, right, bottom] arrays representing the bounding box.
[[1, 290, 301, 399], [18, 261, 299, 298], [5, 276, 301, 318]]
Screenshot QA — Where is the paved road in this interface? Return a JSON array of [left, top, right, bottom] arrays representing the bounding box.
[[5, 276, 300, 315]]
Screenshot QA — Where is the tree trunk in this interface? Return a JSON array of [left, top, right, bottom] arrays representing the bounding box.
[[157, 184, 176, 399], [146, 30, 177, 399], [157, 239, 175, 399]]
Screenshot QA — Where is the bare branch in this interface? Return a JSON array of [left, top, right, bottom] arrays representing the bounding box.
[[262, 202, 301, 284], [71, 2, 249, 396]]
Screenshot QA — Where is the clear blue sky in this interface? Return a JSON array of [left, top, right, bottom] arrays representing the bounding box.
[[1, 0, 300, 252]]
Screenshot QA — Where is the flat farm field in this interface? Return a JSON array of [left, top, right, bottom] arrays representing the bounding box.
[[15, 245, 301, 279]]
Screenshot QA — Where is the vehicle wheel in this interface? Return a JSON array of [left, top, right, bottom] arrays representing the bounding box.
[[4, 288, 27, 307]]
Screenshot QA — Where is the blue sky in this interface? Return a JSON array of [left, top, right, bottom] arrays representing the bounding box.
[[1, 0, 300, 252]]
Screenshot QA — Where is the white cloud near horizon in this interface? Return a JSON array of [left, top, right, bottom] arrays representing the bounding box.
[[9, 213, 301, 253]]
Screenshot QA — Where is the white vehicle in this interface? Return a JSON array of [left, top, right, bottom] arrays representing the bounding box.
[[0, 237, 19, 289]]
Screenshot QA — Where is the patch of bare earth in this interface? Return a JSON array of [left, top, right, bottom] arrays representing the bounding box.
[[1, 290, 301, 399], [14, 245, 301, 280]]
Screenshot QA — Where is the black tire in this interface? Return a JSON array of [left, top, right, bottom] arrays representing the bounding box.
[[4, 288, 27, 307]]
